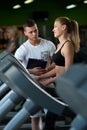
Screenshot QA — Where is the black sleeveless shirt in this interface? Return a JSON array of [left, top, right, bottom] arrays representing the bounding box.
[[52, 40, 69, 66]]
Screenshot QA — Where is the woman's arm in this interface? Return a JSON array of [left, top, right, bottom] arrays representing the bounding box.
[[62, 41, 74, 70], [46, 62, 55, 72], [7, 42, 16, 53], [36, 67, 56, 81], [40, 76, 56, 86]]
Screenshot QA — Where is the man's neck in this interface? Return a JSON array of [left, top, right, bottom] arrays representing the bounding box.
[[29, 38, 41, 46]]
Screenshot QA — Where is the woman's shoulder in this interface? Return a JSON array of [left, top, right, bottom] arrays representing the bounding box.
[[63, 40, 74, 48], [62, 41, 74, 54]]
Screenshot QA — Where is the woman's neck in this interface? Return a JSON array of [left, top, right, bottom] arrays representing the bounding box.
[[58, 35, 69, 45]]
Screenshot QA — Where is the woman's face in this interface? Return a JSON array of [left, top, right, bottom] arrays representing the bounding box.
[[6, 29, 14, 39], [52, 20, 65, 38]]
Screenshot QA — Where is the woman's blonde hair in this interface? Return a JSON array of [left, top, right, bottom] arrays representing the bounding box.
[[6, 25, 18, 37], [55, 16, 80, 52]]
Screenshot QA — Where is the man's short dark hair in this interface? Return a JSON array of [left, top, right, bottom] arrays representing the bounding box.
[[23, 19, 36, 29]]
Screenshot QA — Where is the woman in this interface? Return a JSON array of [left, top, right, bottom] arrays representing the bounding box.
[[36, 16, 80, 86], [36, 16, 80, 130], [6, 25, 19, 54]]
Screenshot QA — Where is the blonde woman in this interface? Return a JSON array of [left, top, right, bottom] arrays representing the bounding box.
[[36, 16, 80, 86], [36, 16, 80, 130]]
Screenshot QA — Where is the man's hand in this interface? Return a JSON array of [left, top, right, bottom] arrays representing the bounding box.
[[28, 67, 46, 76]]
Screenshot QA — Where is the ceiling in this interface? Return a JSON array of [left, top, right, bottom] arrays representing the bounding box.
[[0, 0, 85, 10], [0, 0, 87, 26], [0, 0, 25, 10]]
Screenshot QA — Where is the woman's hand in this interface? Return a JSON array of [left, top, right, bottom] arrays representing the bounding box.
[[39, 77, 56, 86], [35, 76, 41, 81]]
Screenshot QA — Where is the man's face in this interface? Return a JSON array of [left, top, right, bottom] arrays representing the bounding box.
[[24, 24, 39, 41]]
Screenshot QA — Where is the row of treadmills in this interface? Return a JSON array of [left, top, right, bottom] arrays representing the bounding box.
[[0, 51, 87, 130]]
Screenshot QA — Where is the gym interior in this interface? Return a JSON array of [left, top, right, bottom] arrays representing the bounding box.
[[0, 0, 87, 130]]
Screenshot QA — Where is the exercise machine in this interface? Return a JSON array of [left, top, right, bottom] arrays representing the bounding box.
[[0, 51, 65, 130], [0, 51, 87, 130], [56, 64, 87, 130]]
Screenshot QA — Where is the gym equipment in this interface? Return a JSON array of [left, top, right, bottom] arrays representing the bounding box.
[[1, 51, 87, 130], [0, 81, 10, 98], [56, 64, 87, 130], [0, 64, 11, 101], [0, 51, 66, 130], [0, 90, 23, 121]]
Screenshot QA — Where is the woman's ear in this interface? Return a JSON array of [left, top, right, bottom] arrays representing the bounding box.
[[62, 24, 67, 31]]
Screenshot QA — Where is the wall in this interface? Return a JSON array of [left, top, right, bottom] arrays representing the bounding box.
[[0, 1, 87, 26]]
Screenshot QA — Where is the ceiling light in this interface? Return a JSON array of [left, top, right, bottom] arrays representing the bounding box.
[[13, 4, 21, 9], [24, 0, 34, 4], [84, 0, 87, 4], [66, 4, 77, 9]]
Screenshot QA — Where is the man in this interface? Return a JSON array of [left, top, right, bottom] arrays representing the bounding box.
[[15, 19, 56, 130]]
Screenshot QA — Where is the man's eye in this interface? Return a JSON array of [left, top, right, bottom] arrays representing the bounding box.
[[34, 30, 37, 32], [29, 32, 32, 34]]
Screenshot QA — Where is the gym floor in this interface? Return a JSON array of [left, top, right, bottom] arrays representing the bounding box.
[[0, 110, 72, 130]]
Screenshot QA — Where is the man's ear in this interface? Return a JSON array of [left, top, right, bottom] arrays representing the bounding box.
[[24, 31, 27, 36]]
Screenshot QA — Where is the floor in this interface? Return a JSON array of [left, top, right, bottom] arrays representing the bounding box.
[[0, 111, 72, 130]]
